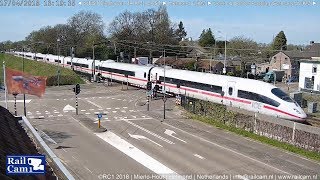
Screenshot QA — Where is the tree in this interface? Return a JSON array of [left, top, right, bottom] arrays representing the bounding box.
[[175, 21, 187, 41], [198, 28, 215, 47], [228, 36, 258, 77], [272, 30, 287, 50]]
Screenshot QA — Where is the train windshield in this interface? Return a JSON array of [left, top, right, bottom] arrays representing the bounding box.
[[271, 88, 294, 102]]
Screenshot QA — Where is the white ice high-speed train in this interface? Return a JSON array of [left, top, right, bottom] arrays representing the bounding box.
[[13, 51, 307, 121]]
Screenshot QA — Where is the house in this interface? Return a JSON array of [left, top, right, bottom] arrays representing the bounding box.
[[299, 59, 320, 93], [256, 41, 320, 79]]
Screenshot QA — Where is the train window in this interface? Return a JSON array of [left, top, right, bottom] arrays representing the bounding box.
[[271, 88, 294, 102], [229, 87, 233, 95], [159, 76, 222, 93], [238, 90, 280, 107], [144, 72, 146, 78]]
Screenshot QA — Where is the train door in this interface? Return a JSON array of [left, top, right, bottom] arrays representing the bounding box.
[[225, 81, 237, 107]]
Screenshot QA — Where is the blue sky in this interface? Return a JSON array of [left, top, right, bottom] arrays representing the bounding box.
[[0, 0, 319, 45]]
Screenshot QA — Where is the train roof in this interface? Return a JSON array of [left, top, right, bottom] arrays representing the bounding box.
[[153, 67, 276, 93], [101, 62, 153, 72]]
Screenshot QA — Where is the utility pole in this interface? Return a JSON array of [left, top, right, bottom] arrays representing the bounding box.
[[224, 34, 227, 74], [92, 43, 95, 81], [22, 47, 26, 116], [57, 38, 60, 87], [163, 49, 166, 121], [71, 47, 74, 70], [3, 61, 7, 109]]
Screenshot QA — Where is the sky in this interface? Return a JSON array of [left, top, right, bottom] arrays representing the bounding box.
[[0, 0, 319, 45]]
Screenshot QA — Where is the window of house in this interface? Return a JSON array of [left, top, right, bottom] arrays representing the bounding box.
[[312, 66, 317, 73], [228, 87, 233, 96]]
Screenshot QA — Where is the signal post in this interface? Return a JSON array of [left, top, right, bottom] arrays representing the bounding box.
[[73, 84, 81, 115]]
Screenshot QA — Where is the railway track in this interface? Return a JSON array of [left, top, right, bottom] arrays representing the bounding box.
[[305, 117, 320, 127]]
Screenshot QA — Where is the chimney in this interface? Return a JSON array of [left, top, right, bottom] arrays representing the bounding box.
[[310, 41, 315, 45]]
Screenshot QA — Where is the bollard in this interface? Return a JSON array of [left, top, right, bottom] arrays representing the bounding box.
[[98, 118, 101, 128]]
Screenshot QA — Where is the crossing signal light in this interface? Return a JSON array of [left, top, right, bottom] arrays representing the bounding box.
[[147, 81, 152, 91], [74, 84, 80, 95]]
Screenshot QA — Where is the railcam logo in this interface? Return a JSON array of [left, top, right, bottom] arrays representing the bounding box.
[[6, 155, 46, 175]]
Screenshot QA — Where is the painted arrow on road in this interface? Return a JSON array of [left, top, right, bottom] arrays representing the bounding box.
[[164, 129, 187, 143], [128, 133, 163, 147]]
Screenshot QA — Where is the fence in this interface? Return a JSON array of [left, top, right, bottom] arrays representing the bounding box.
[[179, 95, 320, 153]]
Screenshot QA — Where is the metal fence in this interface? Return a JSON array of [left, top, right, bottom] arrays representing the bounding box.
[[179, 95, 320, 153]]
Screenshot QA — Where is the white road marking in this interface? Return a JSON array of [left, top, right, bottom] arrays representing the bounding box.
[[36, 113, 42, 115], [78, 98, 82, 100], [112, 111, 117, 113], [63, 99, 67, 101], [129, 133, 163, 147], [58, 114, 63, 117], [85, 112, 91, 115], [193, 154, 205, 160], [142, 115, 146, 118], [2, 100, 31, 103], [57, 99, 60, 100], [45, 110, 49, 112], [29, 116, 35, 119], [121, 110, 126, 113], [106, 108, 111, 110], [117, 99, 122, 101], [38, 116, 44, 118], [54, 112, 60, 114], [27, 112, 32, 114], [72, 156, 77, 161], [94, 118, 152, 123], [84, 166, 93, 174], [115, 107, 120, 110], [94, 112, 100, 114], [81, 110, 86, 112], [164, 129, 187, 143], [111, 98, 115, 99], [89, 109, 94, 111], [132, 116, 137, 118], [129, 110, 135, 112], [104, 117, 108, 120], [98, 97, 102, 99], [63, 104, 76, 111], [48, 115, 54, 117], [125, 121, 174, 144], [36, 111, 39, 113], [63, 111, 69, 113], [123, 107, 128, 109], [98, 108, 103, 110], [103, 111, 109, 114], [95, 131, 183, 180], [46, 112, 50, 115], [163, 122, 293, 175], [85, 98, 88, 100], [62, 148, 67, 152]]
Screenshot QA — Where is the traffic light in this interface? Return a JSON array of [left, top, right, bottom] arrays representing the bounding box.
[[147, 81, 152, 91], [74, 84, 80, 95]]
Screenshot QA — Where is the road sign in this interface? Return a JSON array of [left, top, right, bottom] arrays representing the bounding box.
[[98, 113, 102, 119]]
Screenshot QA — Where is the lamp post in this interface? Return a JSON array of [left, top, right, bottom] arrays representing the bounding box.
[[217, 31, 227, 74]]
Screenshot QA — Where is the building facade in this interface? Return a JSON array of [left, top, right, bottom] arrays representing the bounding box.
[[299, 59, 320, 93]]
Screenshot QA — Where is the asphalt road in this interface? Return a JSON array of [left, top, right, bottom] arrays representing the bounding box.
[[1, 83, 319, 180]]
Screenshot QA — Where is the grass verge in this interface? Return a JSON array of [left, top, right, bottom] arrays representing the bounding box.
[[187, 113, 320, 162]]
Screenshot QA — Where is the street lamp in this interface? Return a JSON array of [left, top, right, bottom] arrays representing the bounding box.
[[162, 49, 166, 121], [217, 31, 227, 74]]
